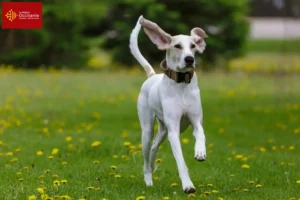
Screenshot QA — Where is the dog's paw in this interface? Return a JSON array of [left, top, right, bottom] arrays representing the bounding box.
[[144, 173, 153, 186], [194, 148, 206, 161], [183, 186, 196, 194]]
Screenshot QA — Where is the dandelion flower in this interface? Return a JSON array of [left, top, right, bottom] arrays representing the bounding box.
[[296, 180, 300, 184], [130, 175, 136, 179], [93, 160, 99, 164], [242, 164, 250, 169], [218, 198, 224, 200], [28, 195, 37, 200], [95, 187, 101, 191], [36, 151, 43, 156], [114, 174, 121, 178], [18, 178, 24, 182], [259, 147, 266, 152], [155, 158, 162, 163], [212, 190, 219, 194], [87, 186, 94, 190], [163, 197, 170, 200], [289, 145, 295, 150], [62, 161, 67, 165], [154, 176, 160, 181], [48, 156, 54, 160], [60, 195, 71, 200], [65, 136, 72, 142], [136, 196, 145, 200], [182, 138, 189, 144], [204, 191, 210, 195], [230, 174, 235, 177], [113, 155, 119, 159], [256, 184, 262, 188], [207, 183, 213, 187], [290, 198, 295, 200], [6, 152, 14, 156], [91, 141, 101, 147], [198, 184, 204, 187], [61, 180, 68, 184], [124, 141, 131, 147], [110, 165, 117, 170], [51, 148, 59, 155], [249, 180, 254, 184], [16, 148, 21, 152], [11, 158, 18, 162], [171, 183, 178, 187], [53, 180, 60, 187], [52, 174, 59, 179], [17, 172, 22, 175], [37, 188, 44, 194], [243, 189, 248, 192], [188, 193, 196, 198]]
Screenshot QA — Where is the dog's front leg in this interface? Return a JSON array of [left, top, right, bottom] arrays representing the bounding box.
[[189, 117, 206, 161], [164, 111, 196, 193]]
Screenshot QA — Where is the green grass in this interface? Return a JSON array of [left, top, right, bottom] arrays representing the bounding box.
[[0, 69, 300, 200], [247, 39, 300, 53]]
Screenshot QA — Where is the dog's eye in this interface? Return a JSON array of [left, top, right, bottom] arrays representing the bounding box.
[[174, 44, 182, 49], [191, 44, 196, 49]]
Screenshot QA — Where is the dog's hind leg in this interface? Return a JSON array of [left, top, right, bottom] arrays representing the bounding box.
[[138, 94, 155, 186], [150, 119, 167, 172]]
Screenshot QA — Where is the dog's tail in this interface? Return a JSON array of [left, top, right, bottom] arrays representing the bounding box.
[[129, 15, 156, 78]]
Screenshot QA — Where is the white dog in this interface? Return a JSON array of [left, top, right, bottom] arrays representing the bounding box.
[[129, 16, 208, 193]]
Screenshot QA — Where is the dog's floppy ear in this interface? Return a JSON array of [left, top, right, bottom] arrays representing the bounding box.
[[139, 17, 172, 50], [191, 28, 208, 53]]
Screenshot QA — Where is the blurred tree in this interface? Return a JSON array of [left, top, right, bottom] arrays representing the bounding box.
[[98, 0, 250, 69]]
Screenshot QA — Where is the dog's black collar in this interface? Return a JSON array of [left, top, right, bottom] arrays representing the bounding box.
[[160, 59, 194, 84]]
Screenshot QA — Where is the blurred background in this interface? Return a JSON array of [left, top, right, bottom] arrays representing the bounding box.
[[0, 0, 299, 73]]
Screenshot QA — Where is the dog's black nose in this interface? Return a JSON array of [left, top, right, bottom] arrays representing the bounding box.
[[184, 56, 194, 65]]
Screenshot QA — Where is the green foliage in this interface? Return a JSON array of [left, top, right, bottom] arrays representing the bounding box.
[[100, 0, 250, 69]]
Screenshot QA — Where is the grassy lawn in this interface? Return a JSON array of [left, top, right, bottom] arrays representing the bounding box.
[[0, 69, 300, 200], [247, 39, 300, 53]]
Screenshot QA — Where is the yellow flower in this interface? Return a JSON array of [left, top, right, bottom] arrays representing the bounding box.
[[37, 187, 44, 194], [207, 183, 213, 187], [212, 190, 219, 194], [188, 193, 196, 198], [155, 158, 162, 163], [256, 184, 262, 188], [290, 198, 295, 200], [242, 164, 250, 169], [124, 141, 131, 147], [53, 180, 60, 187], [62, 161, 67, 165], [162, 197, 170, 200], [204, 191, 210, 195], [113, 155, 119, 159], [17, 172, 22, 175], [48, 156, 54, 160], [136, 196, 145, 200], [296, 180, 300, 184], [6, 152, 13, 156], [230, 174, 235, 177], [52, 174, 59, 179], [289, 145, 295, 150], [272, 146, 277, 150], [235, 154, 243, 159], [259, 147, 266, 152], [110, 165, 117, 170], [249, 180, 255, 184], [114, 174, 121, 178], [130, 175, 136, 179], [28, 195, 37, 200], [51, 148, 59, 155], [61, 180, 68, 184], [218, 198, 224, 200], [171, 183, 178, 187], [36, 151, 43, 156], [60, 195, 71, 200], [243, 189, 249, 192], [16, 148, 21, 152], [87, 186, 94, 190], [154, 176, 160, 181], [93, 160, 99, 164], [182, 138, 189, 144], [11, 158, 18, 162], [95, 187, 101, 191], [41, 194, 49, 199], [91, 141, 101, 147], [18, 178, 24, 182], [65, 136, 72, 142]]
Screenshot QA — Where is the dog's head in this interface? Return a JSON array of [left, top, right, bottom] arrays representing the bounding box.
[[139, 17, 208, 72]]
